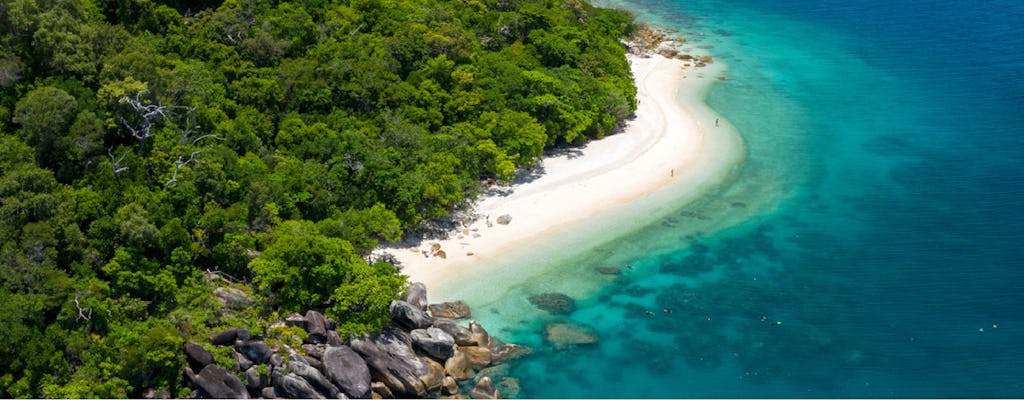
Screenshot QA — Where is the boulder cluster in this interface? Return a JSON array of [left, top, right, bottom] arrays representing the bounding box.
[[183, 282, 531, 399]]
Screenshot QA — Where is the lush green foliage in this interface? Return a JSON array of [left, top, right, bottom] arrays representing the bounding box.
[[0, 0, 636, 395]]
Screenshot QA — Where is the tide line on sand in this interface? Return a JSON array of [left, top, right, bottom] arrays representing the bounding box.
[[383, 53, 746, 294]]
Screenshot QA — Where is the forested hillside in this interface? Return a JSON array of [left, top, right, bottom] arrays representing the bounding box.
[[0, 0, 637, 396]]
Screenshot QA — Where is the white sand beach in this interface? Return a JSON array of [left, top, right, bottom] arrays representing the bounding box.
[[384, 53, 745, 292]]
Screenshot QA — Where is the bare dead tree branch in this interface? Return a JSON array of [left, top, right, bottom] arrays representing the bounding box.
[[73, 294, 92, 322], [165, 150, 201, 188], [108, 147, 130, 174], [190, 134, 225, 146]]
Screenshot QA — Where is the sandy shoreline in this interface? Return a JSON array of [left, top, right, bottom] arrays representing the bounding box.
[[384, 53, 743, 291]]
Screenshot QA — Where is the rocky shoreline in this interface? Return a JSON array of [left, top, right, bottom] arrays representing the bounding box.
[[181, 282, 530, 399]]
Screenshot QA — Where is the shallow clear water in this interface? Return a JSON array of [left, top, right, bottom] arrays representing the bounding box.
[[451, 0, 1024, 397]]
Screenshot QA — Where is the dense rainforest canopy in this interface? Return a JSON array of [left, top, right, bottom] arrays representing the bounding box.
[[0, 0, 637, 396]]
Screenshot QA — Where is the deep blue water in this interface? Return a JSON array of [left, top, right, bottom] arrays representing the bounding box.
[[465, 0, 1024, 397]]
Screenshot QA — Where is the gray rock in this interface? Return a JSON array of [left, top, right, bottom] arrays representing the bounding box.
[[211, 328, 240, 346], [214, 286, 254, 309], [471, 376, 500, 399], [327, 330, 343, 346], [350, 328, 444, 397], [469, 321, 492, 348], [410, 327, 455, 359], [322, 345, 371, 399], [301, 344, 325, 360], [193, 364, 249, 399], [428, 301, 471, 319], [402, 282, 429, 311], [284, 312, 307, 330], [142, 388, 171, 399], [244, 366, 265, 392], [233, 350, 253, 371], [495, 214, 511, 225], [490, 343, 532, 365], [273, 371, 323, 399], [184, 341, 213, 370], [237, 328, 251, 342], [260, 387, 276, 399], [236, 340, 273, 365], [304, 310, 329, 344], [288, 360, 340, 398], [431, 319, 477, 346], [389, 300, 433, 330]]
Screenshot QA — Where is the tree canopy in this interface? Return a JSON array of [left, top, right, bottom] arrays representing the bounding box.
[[0, 0, 637, 396]]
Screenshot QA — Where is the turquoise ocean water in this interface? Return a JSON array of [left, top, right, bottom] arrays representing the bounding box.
[[454, 0, 1024, 397]]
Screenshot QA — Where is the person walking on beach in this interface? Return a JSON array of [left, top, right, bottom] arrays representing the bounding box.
[[715, 118, 719, 127]]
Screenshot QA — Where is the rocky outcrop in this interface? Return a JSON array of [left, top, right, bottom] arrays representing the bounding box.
[[528, 293, 577, 314], [192, 364, 249, 399], [210, 327, 249, 346], [544, 321, 598, 350], [350, 327, 444, 397], [288, 360, 340, 398], [491, 343, 533, 364], [184, 282, 528, 399], [236, 340, 273, 365], [322, 345, 371, 399], [403, 282, 429, 311], [184, 341, 213, 370], [460, 346, 492, 369], [428, 301, 471, 319], [304, 310, 330, 344], [273, 371, 322, 399], [390, 300, 434, 330], [411, 327, 456, 359], [471, 376, 500, 399], [432, 318, 476, 346], [214, 286, 254, 309]]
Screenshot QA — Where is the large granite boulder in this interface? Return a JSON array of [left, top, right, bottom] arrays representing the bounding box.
[[184, 341, 213, 370], [192, 364, 249, 399], [444, 349, 472, 380], [350, 328, 444, 396], [432, 319, 477, 346], [410, 327, 455, 359], [244, 366, 265, 392], [469, 321, 493, 348], [428, 301, 471, 319], [490, 343, 532, 364], [273, 371, 322, 399], [214, 286, 254, 309], [402, 282, 429, 311], [442, 376, 459, 396], [460, 346, 492, 368], [210, 327, 249, 346], [284, 312, 307, 330], [233, 350, 253, 371], [528, 293, 577, 314], [322, 345, 372, 399], [236, 340, 273, 364], [389, 300, 434, 330], [288, 360, 340, 398], [304, 310, 329, 344], [544, 321, 598, 350], [471, 376, 500, 399]]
